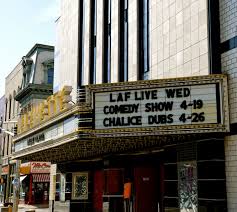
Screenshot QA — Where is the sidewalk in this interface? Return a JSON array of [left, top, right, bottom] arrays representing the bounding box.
[[18, 204, 49, 212]]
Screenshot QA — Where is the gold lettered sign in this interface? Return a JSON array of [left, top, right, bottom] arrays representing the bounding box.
[[17, 86, 72, 135]]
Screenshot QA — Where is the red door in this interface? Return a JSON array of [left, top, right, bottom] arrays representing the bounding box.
[[93, 170, 104, 212], [134, 167, 158, 212]]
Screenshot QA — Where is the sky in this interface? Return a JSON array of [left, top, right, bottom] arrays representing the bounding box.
[[0, 0, 60, 97]]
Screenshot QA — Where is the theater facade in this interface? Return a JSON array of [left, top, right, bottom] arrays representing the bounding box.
[[12, 74, 229, 212]]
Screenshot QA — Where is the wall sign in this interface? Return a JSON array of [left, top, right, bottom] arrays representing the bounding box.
[[88, 75, 229, 135], [95, 84, 218, 128], [31, 162, 51, 173], [72, 172, 88, 200]]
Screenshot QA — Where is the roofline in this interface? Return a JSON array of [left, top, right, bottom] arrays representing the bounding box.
[[5, 60, 22, 80], [5, 44, 55, 79], [26, 44, 54, 57]]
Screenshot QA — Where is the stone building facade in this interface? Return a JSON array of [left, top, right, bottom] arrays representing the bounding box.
[[2, 44, 54, 204]]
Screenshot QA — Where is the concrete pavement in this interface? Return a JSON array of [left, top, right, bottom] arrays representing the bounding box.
[[18, 204, 49, 212]]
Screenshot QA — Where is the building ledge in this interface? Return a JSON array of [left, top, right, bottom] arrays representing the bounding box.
[[15, 83, 53, 102]]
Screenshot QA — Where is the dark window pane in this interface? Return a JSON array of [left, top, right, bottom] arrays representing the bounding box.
[[66, 173, 72, 182], [56, 174, 61, 182], [198, 180, 226, 199], [198, 161, 225, 179], [199, 200, 227, 212], [47, 68, 54, 84], [197, 139, 224, 160], [164, 147, 177, 163], [164, 181, 178, 197], [164, 197, 178, 208], [164, 164, 177, 180]]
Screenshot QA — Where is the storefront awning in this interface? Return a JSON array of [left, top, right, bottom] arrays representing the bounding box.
[[20, 175, 27, 182], [32, 174, 50, 183]]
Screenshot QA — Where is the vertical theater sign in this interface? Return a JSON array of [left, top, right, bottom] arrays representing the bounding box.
[[87, 75, 229, 136]]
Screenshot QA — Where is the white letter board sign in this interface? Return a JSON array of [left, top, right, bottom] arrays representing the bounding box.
[[87, 75, 229, 136]]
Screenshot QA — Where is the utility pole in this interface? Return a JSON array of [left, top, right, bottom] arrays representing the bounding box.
[[1, 120, 19, 210], [12, 160, 20, 212]]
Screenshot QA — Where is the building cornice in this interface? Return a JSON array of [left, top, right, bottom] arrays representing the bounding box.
[[15, 84, 53, 101]]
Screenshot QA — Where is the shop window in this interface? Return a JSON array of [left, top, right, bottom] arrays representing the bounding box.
[[197, 161, 225, 179], [55, 174, 61, 201], [72, 172, 88, 200], [164, 147, 179, 211], [164, 164, 177, 180], [65, 173, 72, 200], [198, 180, 226, 200], [164, 147, 177, 163], [198, 199, 227, 212], [197, 139, 224, 161], [164, 197, 178, 209], [164, 181, 178, 197], [197, 139, 227, 211]]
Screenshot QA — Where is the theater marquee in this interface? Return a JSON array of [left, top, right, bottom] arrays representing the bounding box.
[[88, 75, 229, 136]]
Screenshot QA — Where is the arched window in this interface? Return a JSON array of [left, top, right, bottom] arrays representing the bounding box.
[[2, 136, 5, 156], [13, 91, 16, 118], [8, 95, 12, 120], [4, 99, 8, 122]]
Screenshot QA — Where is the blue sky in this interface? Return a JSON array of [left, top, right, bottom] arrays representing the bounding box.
[[0, 0, 60, 97]]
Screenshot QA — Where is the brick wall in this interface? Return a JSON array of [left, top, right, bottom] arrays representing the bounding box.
[[219, 0, 237, 42], [149, 0, 209, 79], [225, 135, 237, 212], [221, 48, 237, 124]]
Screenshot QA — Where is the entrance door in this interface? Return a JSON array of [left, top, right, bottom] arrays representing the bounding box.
[[134, 167, 158, 212]]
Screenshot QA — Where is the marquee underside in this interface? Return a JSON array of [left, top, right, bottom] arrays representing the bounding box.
[[12, 133, 221, 163]]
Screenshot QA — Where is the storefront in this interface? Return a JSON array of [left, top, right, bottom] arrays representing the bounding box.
[[12, 75, 230, 212], [0, 166, 9, 203], [20, 162, 51, 205]]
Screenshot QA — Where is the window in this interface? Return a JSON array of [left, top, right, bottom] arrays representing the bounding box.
[[8, 96, 12, 120], [5, 101, 7, 121], [119, 0, 128, 82], [138, 0, 149, 80], [89, 0, 97, 84], [103, 0, 111, 83], [65, 173, 72, 200], [2, 136, 5, 156], [72, 172, 88, 200], [6, 135, 9, 156], [55, 174, 61, 201], [13, 91, 16, 118], [47, 68, 54, 84]]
